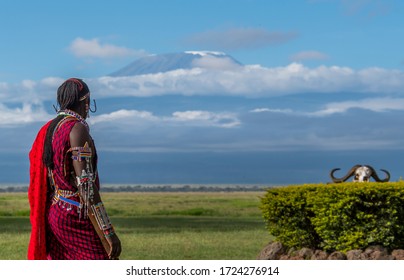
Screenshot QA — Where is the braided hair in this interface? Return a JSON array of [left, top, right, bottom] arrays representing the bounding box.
[[43, 78, 90, 169]]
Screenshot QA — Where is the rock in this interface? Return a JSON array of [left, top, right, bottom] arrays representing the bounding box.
[[392, 249, 404, 260], [363, 245, 390, 260], [371, 250, 394, 260], [346, 249, 363, 260], [289, 255, 305, 260], [311, 250, 329, 260], [328, 251, 347, 260], [257, 242, 286, 260], [364, 245, 387, 255], [296, 248, 314, 260], [258, 242, 404, 260]]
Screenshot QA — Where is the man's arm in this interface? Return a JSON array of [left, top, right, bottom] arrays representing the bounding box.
[[70, 122, 122, 259]]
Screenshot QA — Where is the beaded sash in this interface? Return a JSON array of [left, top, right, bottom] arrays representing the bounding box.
[[49, 171, 81, 212]]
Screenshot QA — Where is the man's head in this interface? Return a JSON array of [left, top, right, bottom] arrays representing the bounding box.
[[57, 78, 90, 118]]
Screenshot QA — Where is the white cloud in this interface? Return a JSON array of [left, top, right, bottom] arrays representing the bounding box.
[[69, 37, 147, 58], [2, 63, 404, 106], [0, 102, 51, 127], [250, 108, 294, 114], [170, 111, 240, 128], [311, 97, 404, 116], [90, 109, 240, 128], [250, 108, 271, 113], [21, 79, 37, 90], [89, 109, 157, 125], [0, 78, 59, 104], [89, 63, 404, 98], [0, 64, 401, 127], [0, 82, 9, 99], [40, 77, 65, 87], [251, 97, 404, 117]]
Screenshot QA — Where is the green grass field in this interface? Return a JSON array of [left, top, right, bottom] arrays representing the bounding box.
[[0, 192, 272, 260]]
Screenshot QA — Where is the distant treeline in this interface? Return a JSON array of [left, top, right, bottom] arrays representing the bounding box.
[[0, 184, 268, 193]]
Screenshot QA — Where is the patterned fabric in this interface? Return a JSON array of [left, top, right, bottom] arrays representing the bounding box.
[[42, 118, 108, 259], [28, 117, 108, 260]]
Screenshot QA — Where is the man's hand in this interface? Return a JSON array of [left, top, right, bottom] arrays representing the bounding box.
[[107, 233, 122, 259]]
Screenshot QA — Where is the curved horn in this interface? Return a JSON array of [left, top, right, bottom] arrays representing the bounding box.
[[330, 164, 361, 183], [368, 165, 390, 182]]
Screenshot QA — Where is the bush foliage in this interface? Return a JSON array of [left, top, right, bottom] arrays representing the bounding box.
[[260, 182, 404, 252]]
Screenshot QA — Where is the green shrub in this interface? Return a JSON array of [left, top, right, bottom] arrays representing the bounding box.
[[260, 182, 404, 252]]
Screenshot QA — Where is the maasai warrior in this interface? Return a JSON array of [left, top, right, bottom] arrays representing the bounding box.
[[28, 78, 121, 260]]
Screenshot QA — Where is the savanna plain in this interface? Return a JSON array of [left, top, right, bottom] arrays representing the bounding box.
[[0, 191, 271, 259]]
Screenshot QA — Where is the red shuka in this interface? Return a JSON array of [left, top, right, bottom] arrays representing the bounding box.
[[28, 119, 108, 260], [27, 121, 51, 260]]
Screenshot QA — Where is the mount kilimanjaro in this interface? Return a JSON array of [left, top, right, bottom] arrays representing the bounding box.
[[108, 51, 242, 77]]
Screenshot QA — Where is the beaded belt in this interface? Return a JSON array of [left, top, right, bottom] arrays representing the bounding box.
[[52, 188, 81, 211]]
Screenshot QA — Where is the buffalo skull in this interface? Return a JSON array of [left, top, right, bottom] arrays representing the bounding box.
[[330, 164, 390, 183]]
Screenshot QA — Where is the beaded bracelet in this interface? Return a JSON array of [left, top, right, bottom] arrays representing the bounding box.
[[91, 202, 114, 237]]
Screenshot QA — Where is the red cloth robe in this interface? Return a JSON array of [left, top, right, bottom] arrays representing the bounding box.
[[27, 121, 51, 260], [28, 119, 108, 260]]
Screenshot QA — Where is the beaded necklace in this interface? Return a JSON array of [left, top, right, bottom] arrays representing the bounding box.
[[57, 109, 89, 131]]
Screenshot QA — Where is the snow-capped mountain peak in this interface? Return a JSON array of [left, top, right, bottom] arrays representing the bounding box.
[[108, 51, 242, 77]]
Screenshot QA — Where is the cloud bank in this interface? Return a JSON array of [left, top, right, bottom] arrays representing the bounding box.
[[1, 59, 404, 140], [0, 58, 404, 152], [89, 63, 404, 98], [2, 60, 404, 104], [251, 97, 404, 117], [69, 37, 147, 58], [89, 109, 240, 128]]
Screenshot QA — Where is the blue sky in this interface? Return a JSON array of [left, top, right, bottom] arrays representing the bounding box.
[[1, 0, 404, 185]]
